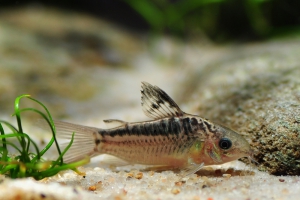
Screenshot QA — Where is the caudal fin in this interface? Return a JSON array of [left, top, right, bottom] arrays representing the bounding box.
[[38, 119, 100, 163]]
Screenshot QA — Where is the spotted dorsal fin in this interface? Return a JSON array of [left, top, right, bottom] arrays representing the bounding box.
[[103, 119, 127, 129], [141, 82, 184, 119]]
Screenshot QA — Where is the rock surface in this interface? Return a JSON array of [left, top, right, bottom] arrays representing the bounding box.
[[179, 41, 300, 175], [0, 5, 300, 200]]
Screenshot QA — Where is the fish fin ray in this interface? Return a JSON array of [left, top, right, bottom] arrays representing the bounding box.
[[103, 119, 127, 128], [141, 82, 184, 119], [37, 119, 100, 163], [180, 162, 204, 178], [54, 120, 99, 163], [99, 154, 130, 166]]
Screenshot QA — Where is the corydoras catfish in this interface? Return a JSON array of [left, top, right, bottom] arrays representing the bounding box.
[[52, 82, 252, 175]]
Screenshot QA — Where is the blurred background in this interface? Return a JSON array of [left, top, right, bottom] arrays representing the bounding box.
[[0, 0, 300, 122], [1, 0, 300, 41]]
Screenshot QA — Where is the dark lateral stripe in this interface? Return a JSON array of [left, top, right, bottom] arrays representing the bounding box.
[[129, 125, 137, 136], [191, 118, 198, 126], [198, 120, 206, 132], [160, 121, 166, 135], [144, 122, 153, 136], [204, 120, 216, 133], [187, 118, 193, 133], [159, 119, 167, 135], [101, 117, 188, 137], [138, 123, 146, 136], [108, 129, 118, 137], [182, 118, 191, 134], [143, 123, 151, 136], [176, 118, 182, 135], [98, 130, 106, 137], [187, 117, 198, 133], [169, 118, 181, 135], [116, 127, 124, 137], [151, 122, 160, 136], [182, 118, 188, 134], [168, 118, 173, 135]]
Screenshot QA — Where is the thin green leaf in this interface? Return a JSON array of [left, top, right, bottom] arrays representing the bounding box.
[[0, 94, 88, 179], [51, 132, 75, 168], [125, 0, 165, 31], [13, 95, 30, 145], [0, 122, 7, 150], [25, 96, 63, 164]]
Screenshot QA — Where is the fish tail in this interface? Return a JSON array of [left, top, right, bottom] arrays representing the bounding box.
[[51, 120, 101, 163]]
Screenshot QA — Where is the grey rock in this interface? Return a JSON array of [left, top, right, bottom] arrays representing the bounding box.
[[179, 40, 300, 175]]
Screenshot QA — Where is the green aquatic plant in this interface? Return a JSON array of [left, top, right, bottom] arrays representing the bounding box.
[[0, 95, 89, 180], [124, 0, 299, 40]]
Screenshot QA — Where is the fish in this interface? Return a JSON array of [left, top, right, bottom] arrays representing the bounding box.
[[52, 82, 252, 175]]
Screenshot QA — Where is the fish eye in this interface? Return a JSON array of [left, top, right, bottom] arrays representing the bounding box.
[[219, 138, 232, 150]]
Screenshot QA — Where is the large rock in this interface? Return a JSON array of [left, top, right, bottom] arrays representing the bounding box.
[[179, 40, 300, 175]]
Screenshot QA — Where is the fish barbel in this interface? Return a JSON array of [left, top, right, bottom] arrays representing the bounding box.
[[53, 82, 252, 174]]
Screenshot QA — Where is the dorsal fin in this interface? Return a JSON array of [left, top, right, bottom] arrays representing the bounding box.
[[103, 119, 127, 129], [141, 82, 184, 119]]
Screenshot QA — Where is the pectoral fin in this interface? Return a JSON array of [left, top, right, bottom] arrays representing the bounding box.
[[207, 145, 223, 163], [180, 162, 204, 178]]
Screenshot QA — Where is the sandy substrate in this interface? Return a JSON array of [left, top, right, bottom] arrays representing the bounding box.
[[0, 161, 299, 200]]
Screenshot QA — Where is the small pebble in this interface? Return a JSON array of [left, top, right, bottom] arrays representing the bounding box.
[[148, 171, 155, 176], [161, 178, 167, 183], [93, 167, 102, 171], [114, 195, 123, 200], [126, 173, 134, 178], [171, 188, 180, 195], [135, 172, 143, 179], [59, 182, 67, 186], [279, 179, 285, 182], [222, 174, 231, 178], [88, 185, 96, 191], [175, 181, 185, 186]]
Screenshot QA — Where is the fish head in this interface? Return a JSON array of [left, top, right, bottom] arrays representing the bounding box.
[[203, 125, 252, 164]]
